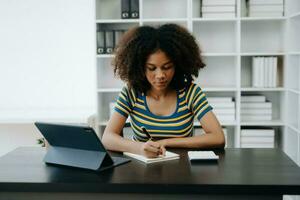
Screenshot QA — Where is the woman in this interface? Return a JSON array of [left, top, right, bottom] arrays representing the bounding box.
[[102, 24, 225, 158]]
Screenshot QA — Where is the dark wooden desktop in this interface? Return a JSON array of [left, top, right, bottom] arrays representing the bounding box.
[[0, 147, 300, 200]]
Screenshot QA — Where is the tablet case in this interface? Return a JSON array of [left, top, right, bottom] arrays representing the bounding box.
[[35, 122, 130, 171]]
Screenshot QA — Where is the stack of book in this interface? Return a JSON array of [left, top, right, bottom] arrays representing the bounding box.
[[252, 56, 278, 88], [207, 97, 235, 122], [121, 0, 139, 19], [201, 0, 236, 18], [194, 128, 228, 148], [241, 95, 272, 121], [97, 29, 126, 54], [241, 128, 275, 148], [248, 0, 284, 17]]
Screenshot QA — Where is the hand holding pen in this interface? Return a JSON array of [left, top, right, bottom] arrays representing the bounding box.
[[140, 126, 166, 158]]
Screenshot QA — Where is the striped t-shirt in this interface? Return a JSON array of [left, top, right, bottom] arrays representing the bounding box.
[[114, 83, 213, 142]]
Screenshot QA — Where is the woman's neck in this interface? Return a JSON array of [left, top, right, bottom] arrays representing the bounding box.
[[147, 87, 173, 100]]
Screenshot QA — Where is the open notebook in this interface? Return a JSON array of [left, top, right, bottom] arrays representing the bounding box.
[[123, 151, 179, 164]]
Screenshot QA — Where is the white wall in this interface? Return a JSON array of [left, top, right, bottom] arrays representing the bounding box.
[[0, 0, 96, 155], [0, 0, 96, 122]]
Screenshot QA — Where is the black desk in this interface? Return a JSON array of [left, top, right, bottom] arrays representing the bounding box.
[[0, 147, 300, 200]]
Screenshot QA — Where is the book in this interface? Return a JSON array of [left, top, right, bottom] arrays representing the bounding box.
[[241, 95, 266, 102], [202, 12, 235, 18], [96, 30, 105, 54], [188, 151, 219, 161], [249, 5, 283, 12], [259, 57, 264, 87], [249, 12, 283, 17], [123, 151, 179, 164], [130, 0, 139, 18], [202, 0, 236, 6], [252, 57, 259, 87], [241, 143, 274, 148], [241, 129, 275, 137], [201, 6, 235, 12], [213, 108, 235, 115], [207, 97, 233, 103], [241, 137, 274, 143], [241, 115, 272, 121], [121, 0, 130, 19], [271, 57, 278, 87], [263, 57, 268, 87], [210, 102, 235, 109], [249, 0, 283, 5], [241, 102, 272, 109], [241, 108, 272, 115]]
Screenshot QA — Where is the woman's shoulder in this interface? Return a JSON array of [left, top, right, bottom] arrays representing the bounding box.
[[183, 82, 203, 93], [121, 85, 139, 102]]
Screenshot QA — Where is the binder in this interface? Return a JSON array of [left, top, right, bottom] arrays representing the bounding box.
[[105, 30, 114, 54], [114, 30, 125, 49], [121, 0, 130, 19], [96, 30, 105, 54], [130, 0, 139, 18]]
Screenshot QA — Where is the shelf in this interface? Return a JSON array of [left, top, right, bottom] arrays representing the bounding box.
[[192, 18, 237, 22], [202, 53, 237, 57], [287, 125, 300, 134], [240, 17, 287, 21], [142, 18, 187, 22], [241, 52, 285, 56], [96, 19, 140, 24], [202, 87, 237, 92], [287, 88, 300, 95], [240, 120, 284, 126], [287, 52, 300, 55], [195, 121, 237, 126], [96, 54, 114, 58], [290, 11, 300, 19], [241, 87, 284, 92]]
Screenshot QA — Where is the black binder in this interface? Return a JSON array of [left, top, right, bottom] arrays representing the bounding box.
[[130, 0, 139, 18], [114, 30, 125, 49], [121, 0, 130, 19], [105, 30, 114, 54], [97, 30, 105, 54], [34, 122, 130, 172]]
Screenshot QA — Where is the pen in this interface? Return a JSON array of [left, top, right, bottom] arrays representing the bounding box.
[[141, 126, 152, 140]]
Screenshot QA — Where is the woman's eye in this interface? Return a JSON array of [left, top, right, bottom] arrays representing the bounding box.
[[163, 65, 173, 70], [147, 67, 156, 71]]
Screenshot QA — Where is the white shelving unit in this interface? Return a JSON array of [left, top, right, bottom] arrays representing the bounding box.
[[95, 0, 300, 164]]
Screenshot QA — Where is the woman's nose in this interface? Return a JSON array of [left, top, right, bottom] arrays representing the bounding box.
[[156, 69, 166, 78]]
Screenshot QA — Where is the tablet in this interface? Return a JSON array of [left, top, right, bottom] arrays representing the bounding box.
[[35, 122, 130, 171]]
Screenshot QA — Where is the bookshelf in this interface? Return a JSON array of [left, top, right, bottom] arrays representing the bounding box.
[[95, 0, 300, 165]]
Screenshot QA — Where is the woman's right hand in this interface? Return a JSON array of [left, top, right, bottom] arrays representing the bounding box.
[[140, 140, 165, 158]]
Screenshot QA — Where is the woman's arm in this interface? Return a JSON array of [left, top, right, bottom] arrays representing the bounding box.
[[157, 111, 225, 149], [102, 112, 165, 157]]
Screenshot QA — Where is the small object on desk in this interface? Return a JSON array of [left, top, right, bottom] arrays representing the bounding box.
[[124, 151, 179, 164], [188, 151, 219, 161]]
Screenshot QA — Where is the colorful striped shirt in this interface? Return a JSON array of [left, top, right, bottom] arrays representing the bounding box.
[[114, 83, 213, 142]]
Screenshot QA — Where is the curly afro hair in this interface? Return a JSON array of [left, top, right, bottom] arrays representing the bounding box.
[[112, 23, 206, 93]]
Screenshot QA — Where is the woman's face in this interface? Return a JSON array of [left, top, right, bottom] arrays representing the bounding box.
[[145, 50, 175, 92]]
